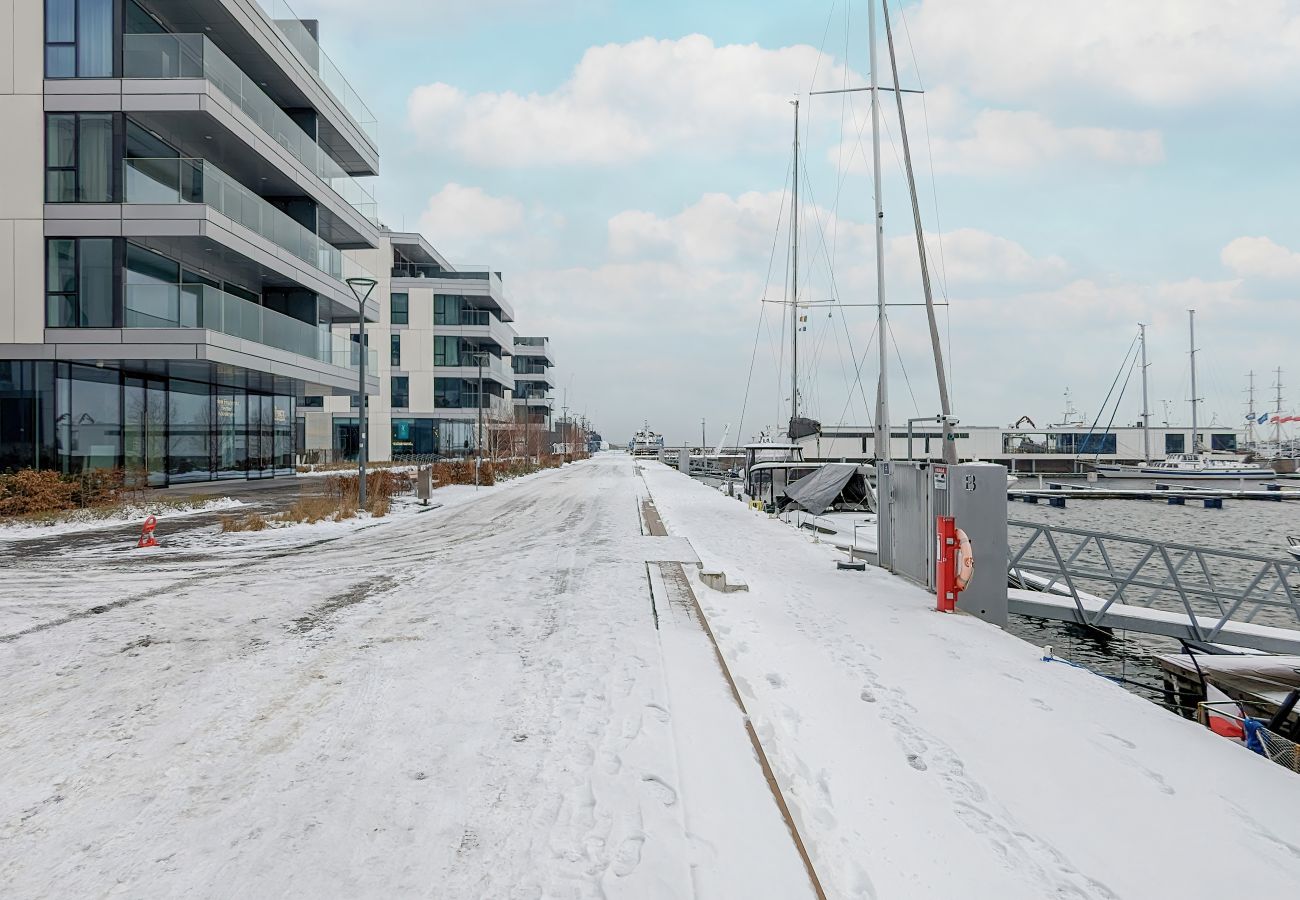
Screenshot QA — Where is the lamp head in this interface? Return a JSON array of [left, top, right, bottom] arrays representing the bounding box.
[[345, 276, 378, 307]]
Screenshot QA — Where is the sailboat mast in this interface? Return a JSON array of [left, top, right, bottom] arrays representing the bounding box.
[[1276, 366, 1284, 448], [790, 98, 800, 429], [1188, 310, 1199, 453], [882, 0, 955, 465], [1139, 323, 1151, 464], [869, 0, 890, 461], [1246, 369, 1256, 448]]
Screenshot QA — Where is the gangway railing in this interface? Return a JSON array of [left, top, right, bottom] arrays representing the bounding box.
[[1007, 520, 1300, 649]]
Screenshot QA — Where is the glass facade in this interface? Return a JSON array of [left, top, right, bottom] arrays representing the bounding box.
[[0, 361, 297, 484], [388, 418, 475, 458]]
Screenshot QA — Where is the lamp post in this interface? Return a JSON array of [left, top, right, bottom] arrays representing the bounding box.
[[346, 276, 377, 509], [471, 351, 486, 487]]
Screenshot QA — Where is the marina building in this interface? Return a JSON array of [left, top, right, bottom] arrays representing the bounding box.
[[800, 424, 1248, 473], [0, 0, 380, 483], [301, 230, 521, 462]]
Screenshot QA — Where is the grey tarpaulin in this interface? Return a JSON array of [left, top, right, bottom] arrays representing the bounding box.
[[780, 463, 876, 515]]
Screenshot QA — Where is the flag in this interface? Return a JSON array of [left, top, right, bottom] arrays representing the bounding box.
[[1259, 413, 1270, 424]]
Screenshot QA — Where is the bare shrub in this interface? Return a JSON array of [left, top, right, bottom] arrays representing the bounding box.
[[221, 512, 268, 532]]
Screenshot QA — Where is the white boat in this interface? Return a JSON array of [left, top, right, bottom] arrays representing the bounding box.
[[1287, 536, 1300, 561], [1095, 454, 1275, 480], [628, 423, 664, 457]]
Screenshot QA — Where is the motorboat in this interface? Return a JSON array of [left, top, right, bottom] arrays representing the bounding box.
[[1095, 453, 1276, 480], [741, 442, 822, 510]]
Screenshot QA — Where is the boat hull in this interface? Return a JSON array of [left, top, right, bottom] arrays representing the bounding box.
[[1094, 464, 1275, 480]]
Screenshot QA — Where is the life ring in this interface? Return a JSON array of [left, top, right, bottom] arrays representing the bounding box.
[[955, 528, 974, 591]]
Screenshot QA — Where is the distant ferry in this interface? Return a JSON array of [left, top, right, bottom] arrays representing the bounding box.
[[629, 424, 664, 457], [1094, 453, 1275, 480]]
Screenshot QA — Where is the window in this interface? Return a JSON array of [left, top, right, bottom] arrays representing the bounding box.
[[391, 376, 409, 409], [46, 238, 114, 327], [1165, 433, 1186, 455], [1211, 433, 1238, 452], [45, 0, 114, 78], [390, 334, 401, 367], [300, 396, 324, 409], [45, 113, 113, 202], [390, 292, 408, 325], [434, 335, 460, 367]]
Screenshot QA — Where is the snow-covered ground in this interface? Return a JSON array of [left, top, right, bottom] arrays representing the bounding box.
[[643, 460, 1300, 899], [5, 453, 1299, 899], [0, 497, 244, 544], [0, 456, 809, 898]]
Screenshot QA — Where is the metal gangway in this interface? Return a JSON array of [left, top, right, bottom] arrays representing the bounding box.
[[1007, 520, 1300, 654]]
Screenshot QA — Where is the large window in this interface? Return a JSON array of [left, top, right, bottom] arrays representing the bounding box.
[[435, 378, 481, 409], [168, 380, 212, 482], [45, 113, 114, 202], [45, 0, 114, 78], [1211, 433, 1238, 452], [435, 295, 489, 327], [390, 292, 408, 325], [390, 333, 401, 367], [56, 363, 121, 473], [1165, 433, 1186, 455], [391, 376, 409, 409], [434, 335, 461, 367], [46, 238, 114, 327]]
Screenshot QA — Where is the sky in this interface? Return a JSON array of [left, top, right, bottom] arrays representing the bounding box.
[[292, 0, 1300, 445]]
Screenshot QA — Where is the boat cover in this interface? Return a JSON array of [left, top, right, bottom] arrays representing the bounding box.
[[781, 463, 874, 515]]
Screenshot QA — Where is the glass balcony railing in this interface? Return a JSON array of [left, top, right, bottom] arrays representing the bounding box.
[[123, 33, 377, 223], [124, 283, 377, 372], [436, 352, 511, 380], [514, 337, 548, 348], [124, 156, 374, 285], [251, 0, 379, 143]]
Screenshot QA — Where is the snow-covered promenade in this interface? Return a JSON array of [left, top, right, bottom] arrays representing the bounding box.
[[2, 454, 1299, 898]]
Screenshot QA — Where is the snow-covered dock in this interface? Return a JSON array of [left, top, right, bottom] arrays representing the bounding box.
[[1, 454, 1299, 898]]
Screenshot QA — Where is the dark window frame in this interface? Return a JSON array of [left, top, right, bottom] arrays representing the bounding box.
[[45, 0, 119, 79], [390, 292, 409, 325], [390, 333, 401, 367], [391, 375, 410, 409]]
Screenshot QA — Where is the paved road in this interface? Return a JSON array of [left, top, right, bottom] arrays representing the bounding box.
[[0, 457, 753, 897]]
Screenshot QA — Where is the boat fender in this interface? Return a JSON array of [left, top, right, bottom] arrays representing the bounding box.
[[955, 528, 974, 592]]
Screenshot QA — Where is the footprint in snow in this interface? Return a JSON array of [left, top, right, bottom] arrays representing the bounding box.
[[765, 672, 786, 689], [907, 753, 928, 772]]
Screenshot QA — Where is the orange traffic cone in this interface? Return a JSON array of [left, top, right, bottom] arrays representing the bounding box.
[[137, 515, 159, 549]]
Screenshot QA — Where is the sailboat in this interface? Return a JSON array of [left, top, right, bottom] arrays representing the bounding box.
[[1095, 311, 1273, 480]]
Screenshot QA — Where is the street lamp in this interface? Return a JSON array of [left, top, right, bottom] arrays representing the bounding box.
[[346, 276, 377, 509], [470, 350, 487, 488]]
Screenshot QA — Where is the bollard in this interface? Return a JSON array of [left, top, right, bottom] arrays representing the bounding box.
[[1048, 497, 1066, 508], [137, 514, 159, 549]]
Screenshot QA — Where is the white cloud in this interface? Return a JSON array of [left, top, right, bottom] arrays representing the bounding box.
[[833, 105, 1162, 174], [416, 183, 525, 251], [407, 35, 861, 166], [1221, 236, 1300, 280], [905, 0, 1300, 108]]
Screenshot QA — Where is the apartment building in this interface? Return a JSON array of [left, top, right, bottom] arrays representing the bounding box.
[[302, 229, 520, 461], [511, 336, 554, 427], [0, 0, 381, 483]]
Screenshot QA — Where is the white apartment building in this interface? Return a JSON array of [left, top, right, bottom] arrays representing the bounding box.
[[0, 0, 380, 483], [512, 336, 555, 428], [302, 230, 521, 461]]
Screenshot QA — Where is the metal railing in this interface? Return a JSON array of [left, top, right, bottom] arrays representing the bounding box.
[[124, 283, 376, 371], [1008, 520, 1300, 641], [123, 33, 377, 222], [251, 0, 379, 142], [124, 156, 372, 285]]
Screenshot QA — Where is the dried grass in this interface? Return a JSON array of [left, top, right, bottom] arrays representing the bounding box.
[[220, 512, 268, 532]]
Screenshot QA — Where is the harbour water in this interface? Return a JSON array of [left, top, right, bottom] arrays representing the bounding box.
[[1006, 480, 1300, 714]]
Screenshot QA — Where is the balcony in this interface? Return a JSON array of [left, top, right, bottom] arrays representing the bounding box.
[[436, 351, 512, 385], [124, 283, 377, 372], [122, 33, 376, 223], [124, 156, 372, 284], [252, 0, 379, 144]]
